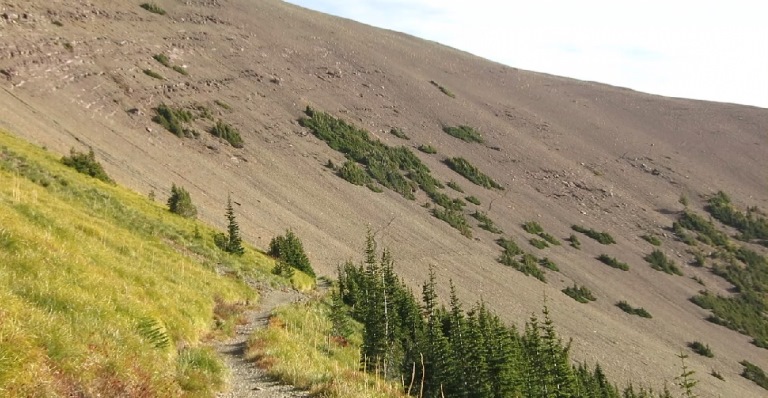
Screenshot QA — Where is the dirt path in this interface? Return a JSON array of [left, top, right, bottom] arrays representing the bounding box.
[[215, 288, 310, 398]]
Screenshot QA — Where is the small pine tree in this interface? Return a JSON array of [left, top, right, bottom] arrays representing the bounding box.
[[675, 352, 698, 398], [166, 184, 197, 218], [218, 195, 244, 255], [268, 230, 315, 277]]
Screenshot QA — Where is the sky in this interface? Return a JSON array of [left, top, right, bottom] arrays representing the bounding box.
[[284, 0, 768, 108]]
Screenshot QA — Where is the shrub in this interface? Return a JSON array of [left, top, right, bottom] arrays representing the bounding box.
[[616, 301, 652, 318], [706, 191, 768, 243], [499, 250, 545, 282], [645, 250, 682, 275], [432, 207, 472, 238], [496, 237, 523, 256], [568, 234, 581, 249], [539, 233, 561, 246], [641, 234, 662, 246], [740, 361, 768, 390], [442, 125, 483, 143], [269, 230, 315, 278], [539, 257, 559, 271], [214, 100, 231, 110], [446, 180, 464, 193], [153, 54, 171, 67], [428, 191, 465, 211], [210, 120, 244, 148], [572, 225, 616, 244], [465, 195, 481, 205], [61, 148, 114, 184], [337, 160, 371, 186], [418, 144, 437, 154], [430, 80, 455, 98], [172, 65, 189, 76], [143, 69, 164, 80], [562, 284, 596, 303], [529, 238, 548, 249], [471, 210, 502, 234], [389, 127, 409, 140], [167, 184, 197, 218], [711, 370, 724, 381], [597, 254, 629, 271], [522, 221, 544, 235], [445, 157, 502, 189], [152, 103, 193, 137], [688, 341, 713, 358], [140, 3, 166, 15]]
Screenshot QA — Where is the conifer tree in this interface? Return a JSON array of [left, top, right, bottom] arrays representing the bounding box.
[[167, 184, 197, 218], [268, 230, 315, 277], [223, 194, 244, 255]]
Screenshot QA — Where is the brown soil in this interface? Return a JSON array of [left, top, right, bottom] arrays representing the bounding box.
[[1, 1, 766, 396]]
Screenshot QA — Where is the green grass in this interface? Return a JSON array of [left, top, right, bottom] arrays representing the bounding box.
[[539, 257, 559, 272], [572, 225, 616, 244], [143, 69, 164, 80], [616, 301, 652, 318], [432, 207, 472, 238], [247, 298, 407, 397], [465, 195, 481, 205], [562, 284, 596, 303], [140, 2, 166, 15], [442, 125, 483, 143], [597, 254, 629, 271], [444, 157, 502, 190], [446, 180, 464, 193], [644, 250, 682, 275], [0, 130, 303, 395], [471, 210, 502, 234], [522, 221, 544, 235], [741, 361, 768, 390]]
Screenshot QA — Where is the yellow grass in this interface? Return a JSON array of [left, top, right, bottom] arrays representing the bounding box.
[[246, 297, 408, 398], [0, 130, 295, 395]]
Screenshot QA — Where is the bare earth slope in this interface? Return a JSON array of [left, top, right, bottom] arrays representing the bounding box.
[[1, 1, 766, 396]]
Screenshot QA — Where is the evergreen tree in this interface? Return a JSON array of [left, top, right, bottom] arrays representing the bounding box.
[[268, 229, 315, 277], [166, 184, 197, 218], [217, 194, 244, 255]]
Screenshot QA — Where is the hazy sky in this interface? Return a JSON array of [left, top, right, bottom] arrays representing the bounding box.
[[284, 0, 768, 108]]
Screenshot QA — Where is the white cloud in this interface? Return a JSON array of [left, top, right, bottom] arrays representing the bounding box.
[[286, 0, 768, 107]]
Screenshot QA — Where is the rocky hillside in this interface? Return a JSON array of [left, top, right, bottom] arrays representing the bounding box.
[[1, 1, 767, 396]]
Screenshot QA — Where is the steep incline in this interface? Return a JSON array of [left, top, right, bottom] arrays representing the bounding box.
[[1, 1, 766, 396]]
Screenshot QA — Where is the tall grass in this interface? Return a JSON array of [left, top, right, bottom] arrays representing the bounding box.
[[0, 130, 295, 395], [247, 298, 407, 398]]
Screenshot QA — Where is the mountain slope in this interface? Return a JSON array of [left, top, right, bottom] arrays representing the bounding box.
[[1, 1, 766, 396]]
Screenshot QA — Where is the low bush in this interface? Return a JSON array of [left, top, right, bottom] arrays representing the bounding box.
[[572, 225, 616, 244], [522, 221, 544, 235], [645, 250, 682, 275], [597, 254, 629, 271], [445, 157, 502, 189], [465, 195, 481, 205], [268, 230, 315, 278], [430, 80, 455, 98], [140, 2, 166, 15], [152, 103, 193, 138], [153, 54, 171, 67], [688, 341, 714, 358], [641, 234, 662, 246], [167, 184, 197, 218], [143, 69, 164, 80], [210, 120, 244, 148], [389, 127, 409, 140], [432, 207, 472, 238], [471, 210, 502, 234], [616, 301, 652, 318], [741, 361, 768, 390], [539, 257, 559, 271], [442, 125, 483, 143], [499, 251, 545, 282], [418, 144, 437, 154], [172, 65, 189, 76], [497, 237, 523, 256], [562, 284, 596, 303], [446, 180, 464, 193], [337, 160, 371, 186], [61, 148, 114, 184], [568, 234, 581, 249], [529, 238, 549, 249], [214, 100, 231, 110]]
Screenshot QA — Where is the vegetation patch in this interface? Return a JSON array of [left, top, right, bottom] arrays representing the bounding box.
[[497, 239, 545, 281], [299, 107, 443, 201], [465, 195, 481, 205], [688, 341, 713, 358], [529, 238, 549, 249], [60, 147, 114, 184], [418, 144, 437, 154], [539, 257, 559, 271], [214, 99, 231, 110], [445, 157, 502, 189], [741, 361, 768, 390], [562, 284, 597, 303], [641, 234, 662, 246], [172, 65, 189, 76], [616, 301, 652, 318], [645, 250, 682, 275], [268, 230, 316, 278], [690, 247, 768, 348], [389, 127, 409, 140], [678, 211, 730, 247], [167, 184, 197, 218], [597, 254, 629, 271], [568, 234, 581, 249], [471, 210, 502, 234], [153, 53, 171, 67], [143, 69, 164, 80], [140, 2, 166, 15], [706, 191, 768, 245], [210, 120, 244, 148], [429, 80, 455, 98], [152, 103, 194, 138], [442, 125, 483, 143], [337, 160, 371, 186], [572, 225, 616, 244], [446, 180, 464, 192], [432, 207, 472, 238]]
